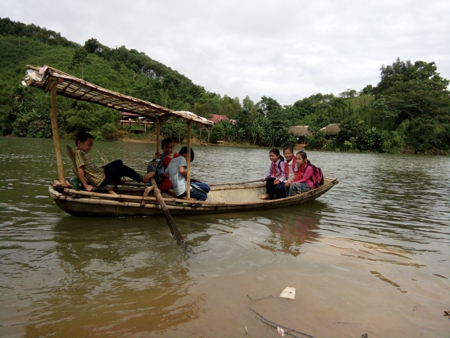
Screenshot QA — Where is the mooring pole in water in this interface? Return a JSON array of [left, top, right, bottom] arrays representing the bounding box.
[[186, 121, 191, 199], [50, 83, 65, 184]]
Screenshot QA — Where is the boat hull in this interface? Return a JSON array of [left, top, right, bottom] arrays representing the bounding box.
[[50, 178, 338, 217]]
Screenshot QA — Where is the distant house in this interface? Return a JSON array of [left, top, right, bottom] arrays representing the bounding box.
[[120, 112, 152, 132], [320, 123, 340, 136], [288, 125, 313, 144], [120, 112, 140, 125], [207, 114, 236, 125]]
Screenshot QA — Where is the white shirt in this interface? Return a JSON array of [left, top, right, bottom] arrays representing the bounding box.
[[166, 156, 187, 196], [285, 158, 298, 181]]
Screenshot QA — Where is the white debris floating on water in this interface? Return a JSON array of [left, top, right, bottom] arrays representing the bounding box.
[[279, 286, 296, 300]]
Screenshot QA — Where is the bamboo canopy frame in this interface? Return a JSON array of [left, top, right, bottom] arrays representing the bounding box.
[[22, 65, 214, 186], [22, 65, 216, 244]]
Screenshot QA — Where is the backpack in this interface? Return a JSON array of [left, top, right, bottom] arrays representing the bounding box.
[[307, 160, 324, 189], [190, 179, 211, 194], [147, 154, 168, 185]]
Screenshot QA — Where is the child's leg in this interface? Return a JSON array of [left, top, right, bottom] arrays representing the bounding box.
[[288, 182, 310, 196], [274, 182, 286, 199], [101, 164, 144, 186], [266, 177, 276, 199], [102, 159, 123, 171]]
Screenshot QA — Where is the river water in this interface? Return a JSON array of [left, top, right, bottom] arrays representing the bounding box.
[[0, 137, 449, 338]]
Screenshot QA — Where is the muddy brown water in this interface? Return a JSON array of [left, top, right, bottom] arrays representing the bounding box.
[[1, 137, 449, 337]]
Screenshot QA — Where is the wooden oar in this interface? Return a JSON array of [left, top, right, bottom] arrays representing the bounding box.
[[150, 177, 185, 244]]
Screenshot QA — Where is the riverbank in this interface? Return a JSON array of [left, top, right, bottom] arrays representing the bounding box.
[[118, 136, 262, 148], [118, 135, 307, 149]]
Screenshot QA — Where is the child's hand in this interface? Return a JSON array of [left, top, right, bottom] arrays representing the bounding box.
[[285, 181, 291, 187], [85, 184, 94, 192], [274, 179, 280, 185], [261, 178, 265, 182]]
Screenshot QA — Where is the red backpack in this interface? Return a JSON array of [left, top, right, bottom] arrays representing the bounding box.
[[308, 161, 324, 188]]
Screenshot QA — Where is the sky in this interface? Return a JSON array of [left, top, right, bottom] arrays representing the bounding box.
[[1, 0, 449, 105]]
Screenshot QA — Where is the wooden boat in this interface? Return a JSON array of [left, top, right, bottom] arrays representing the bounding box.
[[22, 65, 339, 218], [48, 177, 338, 217]]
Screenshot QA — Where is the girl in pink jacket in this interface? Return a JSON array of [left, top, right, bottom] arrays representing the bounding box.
[[285, 151, 314, 196]]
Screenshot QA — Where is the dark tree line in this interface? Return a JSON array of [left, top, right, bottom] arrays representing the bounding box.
[[1, 18, 449, 153]]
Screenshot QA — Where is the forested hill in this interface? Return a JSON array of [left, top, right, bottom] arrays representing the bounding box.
[[0, 17, 213, 115], [1, 17, 450, 154]]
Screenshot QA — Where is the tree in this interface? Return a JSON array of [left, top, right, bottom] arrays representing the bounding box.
[[242, 96, 257, 117], [161, 119, 186, 143], [84, 38, 103, 54], [360, 84, 374, 96], [339, 89, 357, 99], [70, 47, 91, 79], [257, 96, 282, 119], [374, 58, 449, 95]]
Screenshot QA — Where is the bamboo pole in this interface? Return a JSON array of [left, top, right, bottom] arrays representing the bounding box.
[[50, 83, 65, 184], [186, 121, 191, 199], [209, 179, 261, 186], [155, 118, 160, 156], [150, 177, 185, 244]]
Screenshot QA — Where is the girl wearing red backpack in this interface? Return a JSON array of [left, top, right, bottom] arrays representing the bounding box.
[[285, 151, 314, 196], [260, 148, 287, 200]]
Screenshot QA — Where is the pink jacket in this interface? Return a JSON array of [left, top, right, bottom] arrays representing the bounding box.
[[292, 164, 314, 189]]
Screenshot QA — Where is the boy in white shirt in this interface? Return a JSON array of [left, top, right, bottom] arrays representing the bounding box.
[[165, 147, 207, 201]]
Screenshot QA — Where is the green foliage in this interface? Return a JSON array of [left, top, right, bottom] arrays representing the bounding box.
[[161, 119, 187, 143], [305, 131, 328, 150], [381, 130, 406, 153], [372, 58, 450, 153], [0, 18, 449, 154], [375, 58, 449, 95]]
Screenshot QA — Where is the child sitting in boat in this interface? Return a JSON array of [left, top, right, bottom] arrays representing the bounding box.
[[285, 151, 313, 196], [260, 148, 286, 200], [74, 132, 153, 192], [146, 137, 174, 193], [165, 147, 207, 201], [275, 146, 298, 199]]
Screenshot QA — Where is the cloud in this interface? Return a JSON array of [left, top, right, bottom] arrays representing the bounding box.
[[1, 0, 449, 105]]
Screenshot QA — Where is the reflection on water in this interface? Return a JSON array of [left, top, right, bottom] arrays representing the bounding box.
[[22, 218, 199, 337], [252, 205, 323, 256], [1, 137, 450, 337]]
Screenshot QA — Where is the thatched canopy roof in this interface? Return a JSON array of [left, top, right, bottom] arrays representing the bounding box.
[[288, 126, 312, 137], [22, 65, 214, 127], [320, 123, 340, 136]]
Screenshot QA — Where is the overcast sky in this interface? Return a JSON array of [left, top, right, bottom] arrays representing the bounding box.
[[1, 0, 449, 105]]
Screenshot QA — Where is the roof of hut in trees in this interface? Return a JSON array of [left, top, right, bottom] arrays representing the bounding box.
[[22, 65, 214, 127], [207, 114, 229, 123], [288, 126, 313, 137], [320, 123, 341, 135]]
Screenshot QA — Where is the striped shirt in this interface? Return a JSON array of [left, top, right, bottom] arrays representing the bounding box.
[[74, 150, 105, 187]]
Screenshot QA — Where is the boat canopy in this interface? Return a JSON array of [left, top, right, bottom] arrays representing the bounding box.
[[22, 65, 214, 127]]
